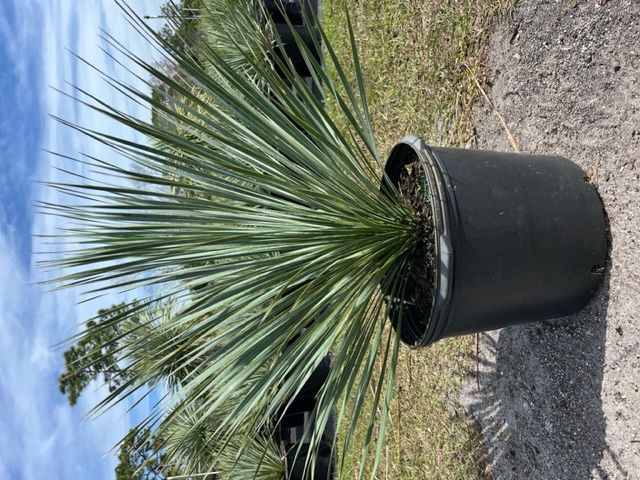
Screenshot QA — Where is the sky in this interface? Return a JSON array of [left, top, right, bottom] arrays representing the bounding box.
[[0, 0, 166, 478]]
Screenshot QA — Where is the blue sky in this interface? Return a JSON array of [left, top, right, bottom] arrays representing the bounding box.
[[0, 0, 165, 478]]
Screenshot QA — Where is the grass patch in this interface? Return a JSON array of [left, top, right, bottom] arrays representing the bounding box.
[[324, 0, 514, 153], [338, 333, 487, 479], [323, 0, 515, 477]]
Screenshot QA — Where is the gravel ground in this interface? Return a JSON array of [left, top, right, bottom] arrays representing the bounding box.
[[459, 0, 640, 478]]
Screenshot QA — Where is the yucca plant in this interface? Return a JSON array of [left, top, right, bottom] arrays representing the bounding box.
[[120, 298, 222, 392], [159, 400, 228, 477], [198, 0, 272, 84], [218, 434, 286, 480], [46, 1, 421, 478]]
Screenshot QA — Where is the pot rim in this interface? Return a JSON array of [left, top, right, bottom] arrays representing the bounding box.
[[382, 135, 455, 347]]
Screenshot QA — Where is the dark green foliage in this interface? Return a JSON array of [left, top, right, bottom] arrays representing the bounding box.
[[58, 302, 137, 406], [116, 435, 143, 480], [158, 0, 202, 57], [151, 0, 202, 130], [115, 428, 183, 480]]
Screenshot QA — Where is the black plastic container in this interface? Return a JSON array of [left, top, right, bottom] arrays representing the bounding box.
[[383, 135, 607, 347], [275, 354, 336, 479], [274, 23, 321, 77], [286, 442, 333, 480]]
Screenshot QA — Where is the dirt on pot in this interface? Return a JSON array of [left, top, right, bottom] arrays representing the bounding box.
[[459, 0, 640, 478]]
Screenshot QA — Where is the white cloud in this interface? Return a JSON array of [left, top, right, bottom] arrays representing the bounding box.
[[37, 0, 164, 183], [0, 231, 144, 480], [0, 0, 41, 97]]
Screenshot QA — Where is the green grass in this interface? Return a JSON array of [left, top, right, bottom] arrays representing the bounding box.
[[324, 0, 514, 153], [337, 334, 488, 479], [323, 0, 515, 477]]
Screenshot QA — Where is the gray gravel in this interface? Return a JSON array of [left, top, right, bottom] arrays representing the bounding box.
[[459, 0, 640, 478]]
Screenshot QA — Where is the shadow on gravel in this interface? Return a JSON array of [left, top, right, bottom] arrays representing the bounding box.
[[462, 270, 623, 479]]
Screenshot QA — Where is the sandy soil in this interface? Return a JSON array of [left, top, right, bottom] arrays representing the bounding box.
[[459, 0, 640, 478]]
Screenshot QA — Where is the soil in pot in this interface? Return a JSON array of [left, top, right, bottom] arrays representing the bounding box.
[[396, 154, 437, 330]]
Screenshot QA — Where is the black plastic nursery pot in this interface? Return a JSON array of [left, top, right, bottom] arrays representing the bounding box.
[[382, 135, 607, 347], [273, 23, 321, 77], [286, 442, 333, 480], [275, 355, 336, 480]]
